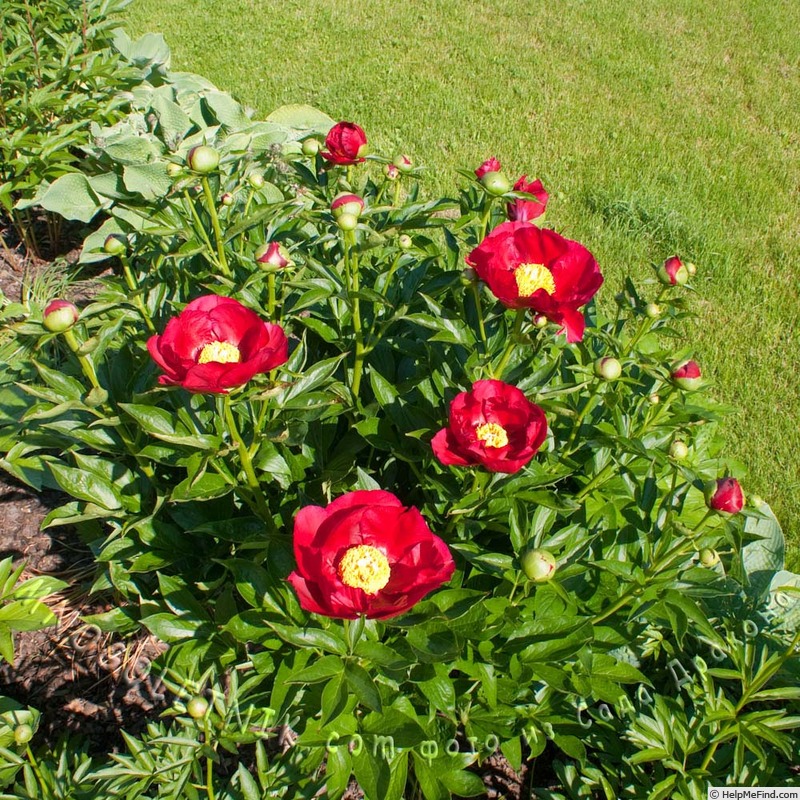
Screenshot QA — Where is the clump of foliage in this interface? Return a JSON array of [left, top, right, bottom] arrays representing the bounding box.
[[0, 20, 798, 800], [0, 0, 144, 256]]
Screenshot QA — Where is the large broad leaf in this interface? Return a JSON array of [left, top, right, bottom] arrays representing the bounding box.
[[765, 571, 800, 631], [203, 91, 251, 129], [123, 163, 172, 199], [34, 174, 103, 222], [265, 104, 335, 136], [112, 30, 171, 71], [742, 503, 785, 601]]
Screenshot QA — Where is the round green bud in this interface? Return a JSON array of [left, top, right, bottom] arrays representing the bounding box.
[[685, 262, 697, 277], [393, 154, 414, 173], [221, 192, 234, 206], [187, 696, 209, 719], [336, 212, 359, 231], [248, 173, 265, 189], [398, 234, 413, 250], [648, 393, 661, 405], [595, 357, 622, 381], [14, 724, 33, 745], [669, 440, 689, 460], [521, 548, 557, 583], [699, 548, 720, 568], [645, 302, 661, 319], [103, 234, 127, 256], [166, 162, 183, 177], [301, 139, 320, 157], [750, 494, 764, 508], [480, 171, 511, 196], [186, 145, 220, 174], [533, 313, 549, 329]]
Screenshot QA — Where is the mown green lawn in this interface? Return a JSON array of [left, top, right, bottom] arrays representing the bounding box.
[[124, 0, 800, 563]]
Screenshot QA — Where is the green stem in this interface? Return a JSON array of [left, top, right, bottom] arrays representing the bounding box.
[[204, 719, 216, 800], [267, 273, 276, 320], [183, 189, 220, 269], [26, 745, 51, 800], [491, 310, 526, 379], [63, 328, 100, 390], [201, 177, 231, 277], [120, 255, 156, 332], [345, 230, 366, 397], [576, 461, 616, 501], [222, 396, 275, 529], [470, 281, 488, 355], [479, 200, 492, 240], [563, 391, 601, 456], [393, 180, 401, 208]]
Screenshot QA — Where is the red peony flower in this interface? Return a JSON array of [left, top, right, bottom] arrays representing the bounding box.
[[467, 221, 603, 342], [287, 490, 455, 619], [320, 121, 368, 165], [147, 295, 288, 393], [431, 379, 548, 473], [707, 477, 745, 514], [475, 157, 501, 179], [507, 176, 548, 222]]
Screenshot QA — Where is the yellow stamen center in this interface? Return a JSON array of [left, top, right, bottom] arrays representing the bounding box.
[[514, 263, 555, 297], [475, 422, 509, 448], [338, 545, 391, 595], [197, 341, 241, 365]]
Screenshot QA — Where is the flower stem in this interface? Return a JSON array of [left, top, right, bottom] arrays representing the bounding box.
[[344, 230, 366, 397], [204, 719, 216, 800], [470, 281, 488, 355], [491, 309, 526, 379], [62, 328, 100, 390], [119, 254, 156, 332], [222, 396, 275, 529], [201, 177, 231, 277], [267, 273, 276, 320]]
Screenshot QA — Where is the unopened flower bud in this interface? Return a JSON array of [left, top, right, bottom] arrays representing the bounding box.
[[475, 157, 501, 179], [671, 359, 702, 391], [750, 494, 764, 508], [336, 212, 359, 231], [331, 192, 364, 218], [699, 548, 720, 567], [13, 724, 33, 745], [301, 138, 320, 157], [648, 393, 660, 404], [248, 173, 265, 189], [166, 162, 182, 177], [669, 440, 689, 460], [186, 145, 220, 173], [221, 192, 234, 206], [187, 696, 208, 719], [533, 313, 549, 329], [481, 171, 511, 196], [685, 262, 697, 277], [255, 241, 292, 269], [103, 234, 127, 256], [657, 256, 689, 286], [398, 234, 413, 250], [706, 477, 745, 514], [645, 302, 661, 318], [521, 548, 557, 583], [384, 163, 399, 180], [393, 154, 413, 173], [595, 357, 622, 381], [461, 266, 477, 283], [43, 300, 79, 332]]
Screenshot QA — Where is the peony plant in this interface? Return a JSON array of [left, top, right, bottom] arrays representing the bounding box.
[[0, 94, 798, 799]]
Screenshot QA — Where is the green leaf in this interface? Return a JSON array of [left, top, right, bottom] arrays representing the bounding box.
[[266, 622, 347, 655], [286, 655, 344, 684], [172, 472, 232, 501], [265, 104, 335, 135], [321, 672, 348, 726], [36, 174, 102, 222], [742, 503, 785, 601], [49, 462, 122, 510], [10, 576, 67, 600], [0, 599, 57, 631], [345, 662, 382, 713], [123, 163, 172, 199], [439, 770, 485, 796], [141, 613, 201, 642]]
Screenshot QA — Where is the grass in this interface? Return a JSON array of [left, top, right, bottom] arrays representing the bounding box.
[[123, 0, 800, 564]]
